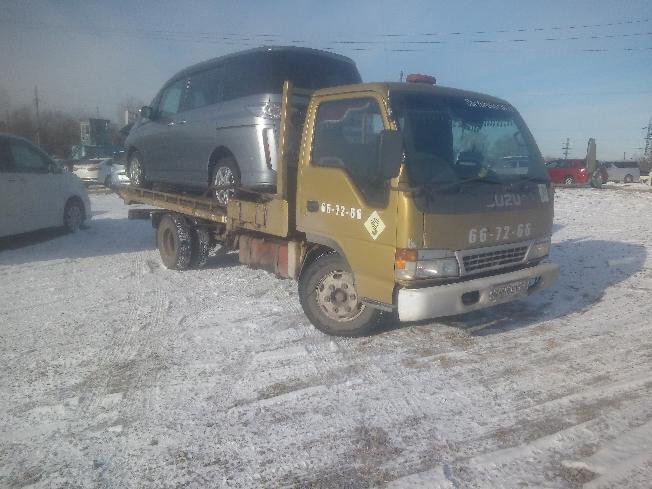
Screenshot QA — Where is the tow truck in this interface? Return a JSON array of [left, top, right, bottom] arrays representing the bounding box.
[[119, 78, 559, 336]]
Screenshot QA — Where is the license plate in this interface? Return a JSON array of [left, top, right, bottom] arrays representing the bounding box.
[[488, 279, 529, 302]]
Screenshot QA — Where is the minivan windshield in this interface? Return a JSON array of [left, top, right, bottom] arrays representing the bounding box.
[[390, 92, 548, 187]]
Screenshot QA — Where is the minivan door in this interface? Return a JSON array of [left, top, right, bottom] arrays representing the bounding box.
[[296, 94, 398, 306], [142, 78, 188, 182]]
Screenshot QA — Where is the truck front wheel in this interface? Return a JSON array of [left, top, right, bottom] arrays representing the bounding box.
[[157, 214, 193, 270], [298, 253, 381, 337]]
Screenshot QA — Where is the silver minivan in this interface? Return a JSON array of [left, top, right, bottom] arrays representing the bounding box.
[[125, 46, 361, 204], [601, 161, 641, 183]]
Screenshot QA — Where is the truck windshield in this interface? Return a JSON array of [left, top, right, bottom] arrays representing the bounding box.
[[390, 92, 548, 186]]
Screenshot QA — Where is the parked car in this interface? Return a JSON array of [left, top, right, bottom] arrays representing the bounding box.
[[545, 159, 591, 185], [67, 146, 123, 186], [107, 160, 130, 187], [601, 161, 640, 183], [0, 133, 91, 238], [125, 46, 362, 204]]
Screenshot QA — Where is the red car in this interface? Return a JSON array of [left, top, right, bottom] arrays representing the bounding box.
[[545, 159, 607, 186], [545, 159, 588, 185]]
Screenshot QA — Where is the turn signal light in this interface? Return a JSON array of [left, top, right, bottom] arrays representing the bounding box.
[[395, 248, 418, 270]]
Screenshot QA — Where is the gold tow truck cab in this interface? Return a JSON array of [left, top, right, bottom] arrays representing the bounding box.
[[119, 78, 559, 336]]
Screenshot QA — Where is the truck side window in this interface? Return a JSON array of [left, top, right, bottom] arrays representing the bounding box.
[[312, 97, 388, 207]]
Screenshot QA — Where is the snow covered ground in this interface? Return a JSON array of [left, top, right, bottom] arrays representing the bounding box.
[[1, 188, 651, 488]]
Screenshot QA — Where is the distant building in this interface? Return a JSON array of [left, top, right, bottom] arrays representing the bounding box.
[[80, 118, 111, 147]]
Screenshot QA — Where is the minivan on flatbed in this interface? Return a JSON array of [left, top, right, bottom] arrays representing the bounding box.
[[125, 47, 361, 205]]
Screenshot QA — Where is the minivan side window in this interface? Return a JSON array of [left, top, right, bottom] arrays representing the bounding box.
[[185, 67, 224, 111], [158, 79, 187, 118], [312, 97, 387, 207], [0, 141, 11, 172]]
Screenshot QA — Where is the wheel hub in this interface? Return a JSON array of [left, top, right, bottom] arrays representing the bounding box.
[[316, 270, 364, 322], [214, 166, 235, 205]]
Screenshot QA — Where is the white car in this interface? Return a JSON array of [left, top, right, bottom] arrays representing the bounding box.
[[0, 133, 91, 238], [601, 161, 641, 183], [107, 161, 130, 187], [72, 158, 130, 187]]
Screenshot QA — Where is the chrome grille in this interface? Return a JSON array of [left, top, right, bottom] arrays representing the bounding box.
[[458, 243, 530, 275]]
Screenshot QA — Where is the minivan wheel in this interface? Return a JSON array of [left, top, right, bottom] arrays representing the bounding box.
[[64, 199, 84, 233], [624, 174, 634, 183], [211, 157, 240, 206], [129, 152, 149, 188], [564, 176, 575, 185], [298, 253, 381, 337]]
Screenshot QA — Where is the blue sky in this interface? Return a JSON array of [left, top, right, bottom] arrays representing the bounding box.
[[1, 0, 650, 159]]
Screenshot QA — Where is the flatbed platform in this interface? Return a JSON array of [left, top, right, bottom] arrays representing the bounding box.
[[117, 186, 229, 224]]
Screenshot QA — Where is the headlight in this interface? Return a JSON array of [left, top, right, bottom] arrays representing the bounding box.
[[527, 237, 551, 260], [395, 249, 460, 280]]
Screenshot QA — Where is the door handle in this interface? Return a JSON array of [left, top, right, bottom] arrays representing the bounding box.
[[306, 200, 319, 212]]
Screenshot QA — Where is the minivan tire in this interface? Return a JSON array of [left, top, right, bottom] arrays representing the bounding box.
[[129, 151, 149, 188], [210, 157, 240, 206], [298, 253, 381, 337]]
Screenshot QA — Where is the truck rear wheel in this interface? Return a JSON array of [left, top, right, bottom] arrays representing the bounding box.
[[190, 227, 211, 269], [298, 253, 381, 337], [157, 214, 192, 270]]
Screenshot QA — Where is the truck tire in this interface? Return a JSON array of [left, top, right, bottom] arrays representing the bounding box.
[[298, 253, 381, 337], [190, 227, 211, 269], [210, 157, 240, 206], [564, 176, 574, 185], [157, 214, 192, 270]]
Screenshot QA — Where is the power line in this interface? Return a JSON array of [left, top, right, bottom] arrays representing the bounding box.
[[0, 16, 650, 52]]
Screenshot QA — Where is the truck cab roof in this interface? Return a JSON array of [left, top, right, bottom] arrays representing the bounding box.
[[312, 81, 512, 107]]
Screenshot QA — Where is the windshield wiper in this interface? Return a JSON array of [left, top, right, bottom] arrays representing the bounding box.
[[513, 175, 550, 184], [424, 175, 503, 192]]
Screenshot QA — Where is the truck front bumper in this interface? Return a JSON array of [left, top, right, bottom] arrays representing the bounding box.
[[397, 262, 559, 322]]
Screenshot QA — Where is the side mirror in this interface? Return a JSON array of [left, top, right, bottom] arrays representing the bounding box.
[[378, 130, 403, 180], [140, 106, 153, 119]]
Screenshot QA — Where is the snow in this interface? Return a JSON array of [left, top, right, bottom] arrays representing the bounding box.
[[1, 187, 651, 488]]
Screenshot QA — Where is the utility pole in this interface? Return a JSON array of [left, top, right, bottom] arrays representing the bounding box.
[[33, 85, 40, 146], [399, 70, 404, 82], [562, 138, 570, 159], [644, 118, 652, 161]]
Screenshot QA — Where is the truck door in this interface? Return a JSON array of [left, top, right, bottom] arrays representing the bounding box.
[[296, 93, 398, 306]]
